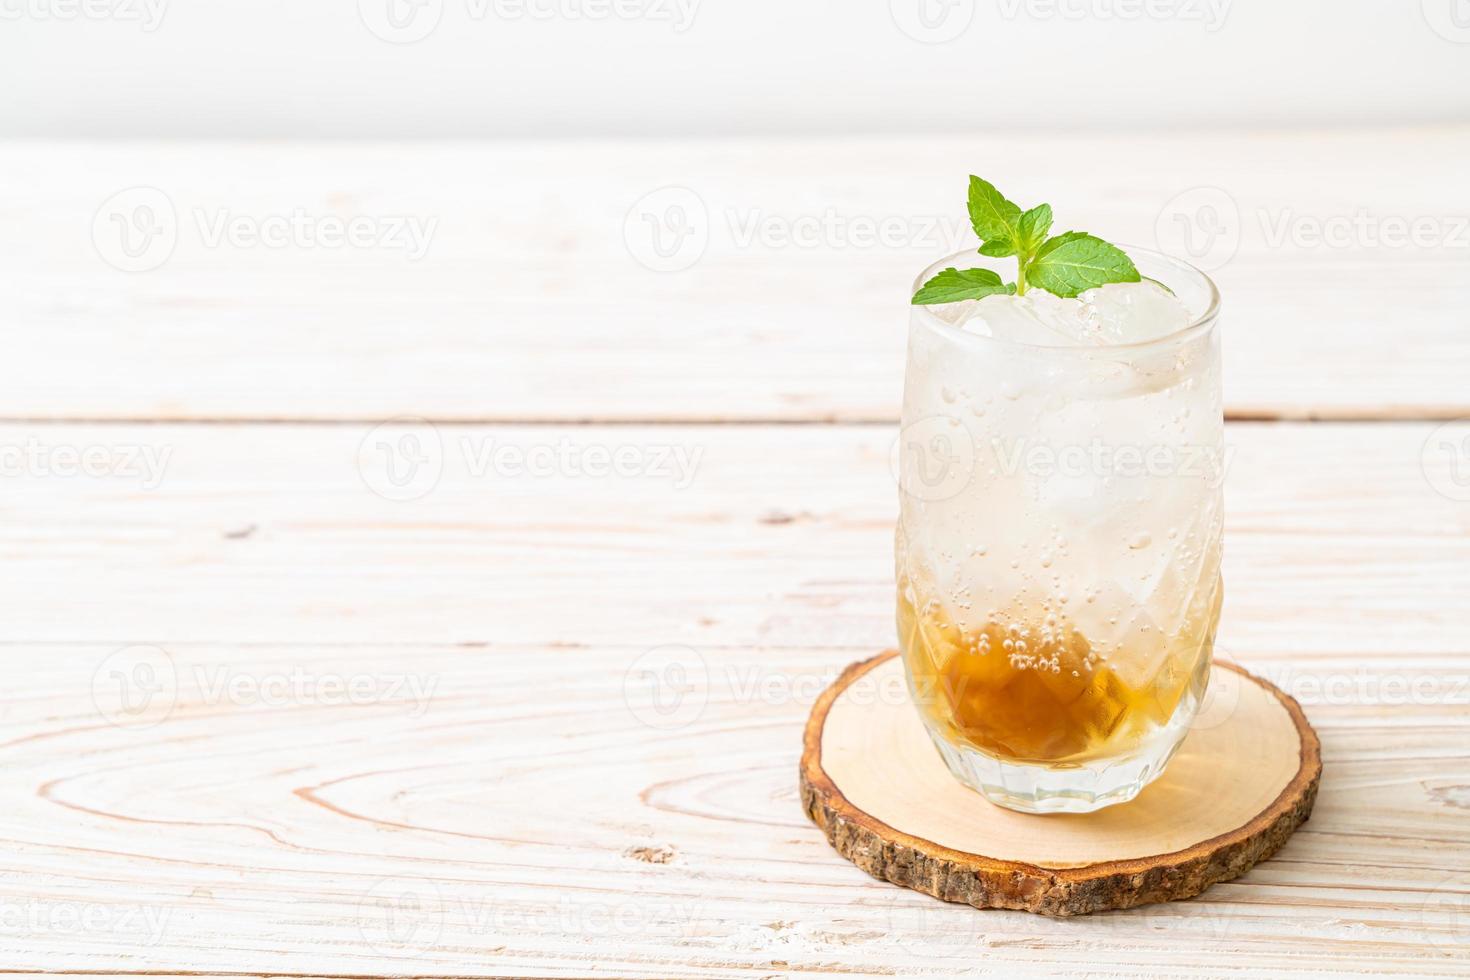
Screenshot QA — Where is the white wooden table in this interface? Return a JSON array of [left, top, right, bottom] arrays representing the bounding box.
[[1, 128, 1468, 977]]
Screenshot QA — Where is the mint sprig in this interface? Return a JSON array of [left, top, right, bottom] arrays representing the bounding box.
[[913, 177, 1139, 304]]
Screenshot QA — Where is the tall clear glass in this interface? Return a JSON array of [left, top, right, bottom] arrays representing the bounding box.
[[894, 247, 1223, 814]]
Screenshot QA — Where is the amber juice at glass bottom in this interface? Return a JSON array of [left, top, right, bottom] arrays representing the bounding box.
[[897, 585, 1220, 766]]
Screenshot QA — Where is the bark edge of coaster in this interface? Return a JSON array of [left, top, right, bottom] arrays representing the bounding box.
[[800, 650, 1321, 917]]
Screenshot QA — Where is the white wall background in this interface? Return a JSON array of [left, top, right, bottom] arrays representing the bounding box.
[[3, 0, 1469, 137]]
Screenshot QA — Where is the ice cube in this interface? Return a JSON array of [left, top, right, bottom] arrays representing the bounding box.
[[962, 291, 1095, 347], [1069, 581, 1169, 688], [924, 297, 980, 327], [1078, 281, 1192, 345], [958, 282, 1192, 349]]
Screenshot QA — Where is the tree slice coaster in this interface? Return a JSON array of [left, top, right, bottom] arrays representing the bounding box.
[[801, 650, 1321, 916]]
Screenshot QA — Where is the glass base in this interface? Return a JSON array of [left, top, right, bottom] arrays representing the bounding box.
[[925, 688, 1201, 814]]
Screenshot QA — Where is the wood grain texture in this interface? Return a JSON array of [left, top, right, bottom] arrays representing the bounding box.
[[0, 419, 1463, 974], [2, 127, 1470, 423], [0, 640, 1462, 976], [3, 128, 1470, 975], [802, 653, 1321, 916], [0, 420, 1467, 653]]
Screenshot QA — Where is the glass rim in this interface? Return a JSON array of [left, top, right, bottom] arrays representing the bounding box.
[[909, 244, 1221, 355]]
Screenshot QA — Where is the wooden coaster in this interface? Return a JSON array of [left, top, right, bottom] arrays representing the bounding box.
[[801, 651, 1321, 916]]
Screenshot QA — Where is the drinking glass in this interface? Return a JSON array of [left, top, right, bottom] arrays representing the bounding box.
[[894, 247, 1223, 814]]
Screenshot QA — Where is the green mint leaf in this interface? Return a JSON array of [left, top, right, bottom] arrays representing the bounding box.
[[912, 267, 1014, 305], [977, 239, 1017, 258], [1026, 233, 1140, 298], [1036, 229, 1089, 250], [1017, 204, 1053, 253], [966, 176, 1022, 246]]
